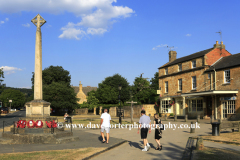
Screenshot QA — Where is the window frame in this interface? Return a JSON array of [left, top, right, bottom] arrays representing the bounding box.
[[208, 73, 211, 79], [188, 99, 203, 112], [165, 81, 168, 93], [222, 100, 235, 115], [178, 79, 182, 91], [161, 100, 171, 113], [192, 76, 197, 90], [165, 68, 168, 75], [192, 60, 196, 68], [224, 70, 230, 83], [178, 64, 182, 72]]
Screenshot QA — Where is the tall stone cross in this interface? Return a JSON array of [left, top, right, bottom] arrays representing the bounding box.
[[126, 100, 137, 123], [25, 14, 50, 118], [31, 14, 46, 100]]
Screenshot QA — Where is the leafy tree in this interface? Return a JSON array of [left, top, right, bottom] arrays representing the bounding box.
[[31, 65, 71, 87], [0, 89, 25, 108], [0, 68, 5, 93], [96, 83, 119, 104], [150, 72, 160, 103], [95, 74, 130, 104], [43, 82, 79, 110], [150, 72, 159, 91], [31, 66, 78, 111], [86, 90, 99, 109], [132, 77, 152, 104]]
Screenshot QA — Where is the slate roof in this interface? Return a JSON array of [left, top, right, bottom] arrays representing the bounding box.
[[205, 53, 240, 72], [72, 86, 97, 96], [158, 48, 214, 69]]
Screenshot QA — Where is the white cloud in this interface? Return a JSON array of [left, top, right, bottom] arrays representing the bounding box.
[[186, 34, 191, 37], [5, 18, 9, 21], [59, 27, 86, 40], [0, 66, 22, 75], [0, 0, 135, 40], [87, 28, 107, 35], [152, 44, 168, 50], [0, 21, 4, 24], [22, 23, 30, 27]]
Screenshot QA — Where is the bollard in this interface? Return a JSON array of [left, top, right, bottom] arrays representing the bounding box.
[[190, 121, 195, 133], [174, 115, 177, 121], [197, 115, 200, 123], [196, 137, 204, 150], [210, 115, 213, 124], [185, 115, 188, 122], [212, 122, 220, 136], [165, 114, 167, 121]]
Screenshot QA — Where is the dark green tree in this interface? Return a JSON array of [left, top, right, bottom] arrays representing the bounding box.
[[0, 89, 25, 108], [86, 90, 99, 109], [150, 72, 160, 103], [132, 77, 152, 104], [31, 65, 71, 87], [31, 66, 78, 111], [0, 68, 5, 93], [150, 72, 159, 91], [96, 74, 130, 104], [43, 82, 79, 110]]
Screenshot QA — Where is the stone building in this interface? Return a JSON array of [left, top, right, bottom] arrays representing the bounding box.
[[72, 81, 97, 104], [158, 41, 240, 120]]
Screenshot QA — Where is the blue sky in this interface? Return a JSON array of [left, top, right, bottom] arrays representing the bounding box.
[[1, 0, 240, 89]]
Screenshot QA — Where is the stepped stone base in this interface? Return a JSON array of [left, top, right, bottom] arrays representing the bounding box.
[[1, 131, 78, 144]]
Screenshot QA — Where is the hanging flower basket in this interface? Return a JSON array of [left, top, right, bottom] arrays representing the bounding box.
[[169, 100, 175, 106]]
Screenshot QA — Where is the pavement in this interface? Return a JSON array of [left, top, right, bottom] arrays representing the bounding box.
[[0, 116, 239, 160]]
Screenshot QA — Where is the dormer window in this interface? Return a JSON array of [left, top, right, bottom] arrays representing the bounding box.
[[178, 64, 182, 72], [165, 68, 168, 75], [192, 60, 196, 68]]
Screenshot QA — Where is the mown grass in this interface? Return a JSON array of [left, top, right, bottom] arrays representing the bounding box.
[[0, 147, 106, 160], [194, 147, 240, 160]]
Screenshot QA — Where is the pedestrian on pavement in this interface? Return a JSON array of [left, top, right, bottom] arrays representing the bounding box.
[[100, 109, 111, 144], [138, 110, 151, 151], [153, 113, 162, 150], [64, 113, 69, 121]]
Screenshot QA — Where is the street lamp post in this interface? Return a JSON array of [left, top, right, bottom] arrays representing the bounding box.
[[118, 84, 122, 124]]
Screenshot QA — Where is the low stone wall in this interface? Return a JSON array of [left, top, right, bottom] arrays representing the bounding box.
[[109, 107, 117, 117], [75, 108, 88, 115], [122, 104, 157, 118]]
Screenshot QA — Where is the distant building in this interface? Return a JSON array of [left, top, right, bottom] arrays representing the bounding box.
[[72, 81, 97, 104], [158, 41, 240, 120]]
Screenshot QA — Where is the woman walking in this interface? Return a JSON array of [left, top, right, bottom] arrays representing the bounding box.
[[153, 113, 162, 150]]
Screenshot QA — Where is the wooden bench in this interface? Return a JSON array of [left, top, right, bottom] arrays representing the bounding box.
[[219, 121, 240, 132]]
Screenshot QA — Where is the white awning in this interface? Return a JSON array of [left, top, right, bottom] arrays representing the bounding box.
[[181, 90, 238, 97]]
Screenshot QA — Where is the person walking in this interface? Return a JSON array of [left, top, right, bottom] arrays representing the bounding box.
[[153, 113, 162, 150], [100, 109, 111, 144], [138, 110, 151, 151]]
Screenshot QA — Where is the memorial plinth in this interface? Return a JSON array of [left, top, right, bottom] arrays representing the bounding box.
[[0, 14, 79, 144]]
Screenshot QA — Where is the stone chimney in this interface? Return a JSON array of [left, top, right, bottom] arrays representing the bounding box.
[[214, 41, 225, 49], [168, 51, 177, 62], [79, 81, 83, 92]]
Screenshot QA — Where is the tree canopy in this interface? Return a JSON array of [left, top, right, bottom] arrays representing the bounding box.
[[95, 74, 130, 104], [43, 82, 79, 110], [31, 65, 71, 87], [0, 89, 25, 108], [131, 77, 153, 104], [31, 66, 78, 110]]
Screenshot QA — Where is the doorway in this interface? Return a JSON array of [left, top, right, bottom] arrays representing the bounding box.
[[176, 101, 183, 115]]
